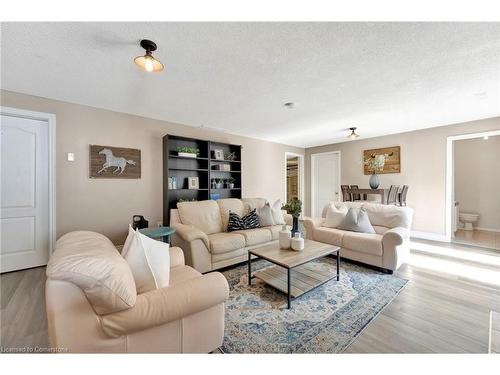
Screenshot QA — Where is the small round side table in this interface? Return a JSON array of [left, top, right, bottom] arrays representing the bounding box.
[[138, 226, 176, 244]]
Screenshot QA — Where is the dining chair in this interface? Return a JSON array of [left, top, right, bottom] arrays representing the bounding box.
[[399, 185, 409, 206], [387, 185, 400, 205], [341, 185, 351, 201], [350, 185, 367, 201]]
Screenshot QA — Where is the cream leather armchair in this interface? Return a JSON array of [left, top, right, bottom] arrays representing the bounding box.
[[45, 231, 229, 353]]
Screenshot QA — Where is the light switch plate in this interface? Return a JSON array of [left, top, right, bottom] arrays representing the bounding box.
[[67, 152, 75, 161]]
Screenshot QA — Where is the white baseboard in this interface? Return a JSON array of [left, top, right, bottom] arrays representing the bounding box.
[[411, 231, 449, 242], [475, 227, 500, 233]]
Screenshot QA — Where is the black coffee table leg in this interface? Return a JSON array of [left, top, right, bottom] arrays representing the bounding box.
[[337, 252, 340, 281], [248, 252, 252, 286], [287, 268, 291, 309]]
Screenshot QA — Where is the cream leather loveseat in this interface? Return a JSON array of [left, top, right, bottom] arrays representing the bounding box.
[[170, 198, 292, 273], [303, 202, 413, 273], [45, 231, 229, 353]]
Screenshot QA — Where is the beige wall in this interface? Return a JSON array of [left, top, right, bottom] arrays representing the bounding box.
[[305, 117, 500, 238], [1, 90, 303, 244], [454, 135, 500, 231]]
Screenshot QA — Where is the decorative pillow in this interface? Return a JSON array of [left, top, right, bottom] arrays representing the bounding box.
[[243, 209, 260, 229], [123, 229, 170, 294], [324, 204, 348, 228], [338, 208, 376, 234], [257, 203, 275, 226], [227, 209, 261, 231], [271, 199, 286, 225]]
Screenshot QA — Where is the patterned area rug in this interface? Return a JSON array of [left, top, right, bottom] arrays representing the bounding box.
[[221, 257, 407, 353]]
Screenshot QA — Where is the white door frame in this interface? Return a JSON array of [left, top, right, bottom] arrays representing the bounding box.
[[310, 150, 341, 218], [445, 129, 500, 242], [1, 106, 57, 254], [284, 152, 305, 215]]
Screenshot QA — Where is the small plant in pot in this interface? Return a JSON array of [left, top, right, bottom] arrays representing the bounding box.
[[214, 178, 223, 189], [282, 198, 302, 236], [226, 176, 236, 189], [211, 178, 217, 189], [176, 146, 200, 158]]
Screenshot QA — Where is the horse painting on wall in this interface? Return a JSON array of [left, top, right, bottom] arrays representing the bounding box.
[[89, 145, 141, 179]]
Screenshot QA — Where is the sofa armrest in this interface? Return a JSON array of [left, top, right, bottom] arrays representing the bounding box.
[[382, 227, 409, 249], [100, 272, 229, 338], [169, 246, 185, 268], [171, 223, 209, 248], [302, 217, 324, 240]]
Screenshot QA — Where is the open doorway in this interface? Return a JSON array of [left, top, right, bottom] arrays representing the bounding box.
[[285, 152, 304, 212], [447, 130, 500, 250]]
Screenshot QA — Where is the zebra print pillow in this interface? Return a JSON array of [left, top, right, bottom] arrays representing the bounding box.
[[227, 209, 260, 231]]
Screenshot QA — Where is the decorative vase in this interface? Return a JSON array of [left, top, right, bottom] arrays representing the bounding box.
[[279, 225, 291, 249], [369, 173, 380, 189], [291, 232, 304, 251], [291, 216, 300, 237]]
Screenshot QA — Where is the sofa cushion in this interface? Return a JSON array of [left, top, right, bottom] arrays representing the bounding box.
[[217, 198, 246, 231], [361, 203, 412, 229], [313, 227, 344, 247], [241, 197, 267, 213], [235, 228, 272, 246], [257, 203, 275, 226], [264, 225, 283, 240], [324, 204, 348, 228], [123, 230, 170, 294], [208, 232, 246, 254], [338, 208, 376, 234], [342, 231, 383, 256], [271, 199, 286, 225], [47, 231, 137, 315], [177, 200, 223, 235]]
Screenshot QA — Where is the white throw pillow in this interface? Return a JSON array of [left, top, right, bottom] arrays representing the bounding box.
[[271, 199, 286, 225], [257, 203, 275, 226], [324, 204, 348, 228], [121, 225, 135, 256], [123, 229, 170, 294]]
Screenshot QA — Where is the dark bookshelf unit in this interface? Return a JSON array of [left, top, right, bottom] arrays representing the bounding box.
[[163, 135, 242, 225]]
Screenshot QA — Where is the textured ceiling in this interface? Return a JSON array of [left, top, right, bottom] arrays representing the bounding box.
[[1, 22, 499, 147]]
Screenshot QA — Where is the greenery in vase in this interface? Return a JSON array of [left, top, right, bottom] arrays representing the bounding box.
[[226, 176, 236, 184], [176, 146, 200, 156], [282, 198, 302, 218], [177, 198, 197, 204]]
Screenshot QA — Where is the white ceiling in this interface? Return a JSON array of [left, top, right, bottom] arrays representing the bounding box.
[[1, 22, 499, 147]]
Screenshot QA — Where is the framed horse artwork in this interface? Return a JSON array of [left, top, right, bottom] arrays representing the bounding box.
[[89, 145, 141, 179]]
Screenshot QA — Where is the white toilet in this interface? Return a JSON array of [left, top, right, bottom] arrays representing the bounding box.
[[459, 212, 480, 231]]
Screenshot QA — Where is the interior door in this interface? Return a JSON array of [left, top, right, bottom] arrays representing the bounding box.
[[1, 114, 50, 273], [312, 152, 340, 218]]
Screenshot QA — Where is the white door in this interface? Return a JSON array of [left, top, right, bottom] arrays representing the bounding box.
[[312, 152, 340, 218], [1, 114, 50, 273]]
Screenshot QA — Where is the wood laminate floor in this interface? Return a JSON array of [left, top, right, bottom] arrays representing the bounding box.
[[1, 239, 499, 353], [453, 229, 500, 251]]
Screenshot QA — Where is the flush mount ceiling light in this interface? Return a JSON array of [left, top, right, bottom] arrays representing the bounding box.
[[284, 102, 295, 109], [134, 39, 164, 73], [348, 127, 360, 140]]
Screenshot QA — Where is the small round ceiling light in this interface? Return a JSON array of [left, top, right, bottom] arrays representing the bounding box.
[[284, 102, 295, 109], [134, 39, 164, 73], [348, 127, 360, 140]]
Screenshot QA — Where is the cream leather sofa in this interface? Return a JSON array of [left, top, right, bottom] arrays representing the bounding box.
[[45, 231, 229, 353], [303, 202, 413, 273], [170, 198, 292, 273]]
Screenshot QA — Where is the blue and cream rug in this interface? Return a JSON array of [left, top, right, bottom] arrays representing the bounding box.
[[221, 257, 407, 353]]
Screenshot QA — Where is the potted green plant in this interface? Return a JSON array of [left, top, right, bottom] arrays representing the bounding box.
[[176, 146, 200, 158], [226, 176, 236, 189], [282, 198, 302, 236], [214, 178, 223, 189]]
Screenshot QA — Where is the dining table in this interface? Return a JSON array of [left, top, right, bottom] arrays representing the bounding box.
[[344, 188, 390, 204]]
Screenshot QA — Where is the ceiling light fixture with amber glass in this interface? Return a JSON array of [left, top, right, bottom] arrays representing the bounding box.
[[134, 39, 164, 73]]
